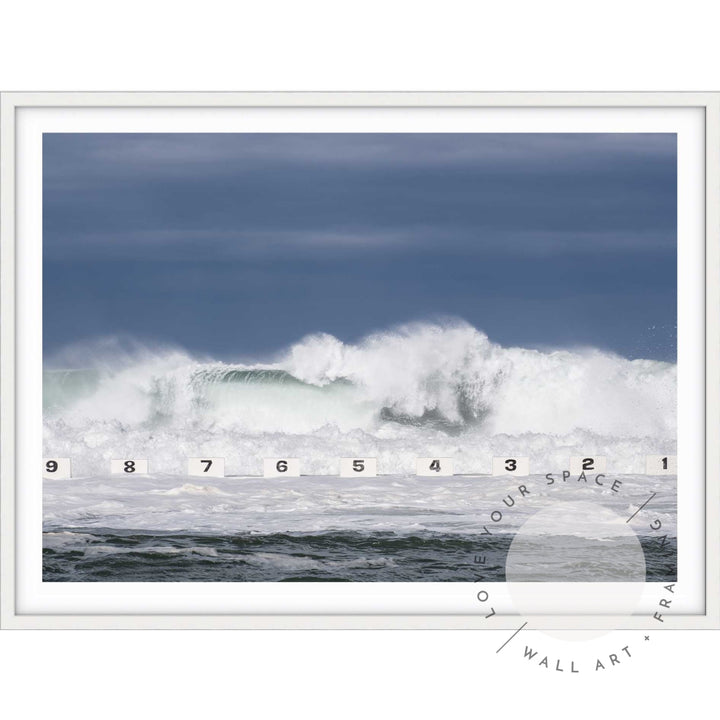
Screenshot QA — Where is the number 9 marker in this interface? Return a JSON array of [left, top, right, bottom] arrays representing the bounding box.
[[43, 458, 71, 479]]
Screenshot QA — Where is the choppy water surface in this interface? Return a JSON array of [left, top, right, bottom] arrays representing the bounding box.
[[43, 474, 676, 582], [43, 322, 677, 582]]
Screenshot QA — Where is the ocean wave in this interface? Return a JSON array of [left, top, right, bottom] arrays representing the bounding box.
[[43, 320, 676, 475]]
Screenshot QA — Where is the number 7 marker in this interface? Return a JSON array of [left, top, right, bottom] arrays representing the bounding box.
[[187, 457, 225, 477]]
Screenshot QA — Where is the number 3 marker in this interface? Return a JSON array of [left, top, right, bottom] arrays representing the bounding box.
[[492, 457, 529, 476]]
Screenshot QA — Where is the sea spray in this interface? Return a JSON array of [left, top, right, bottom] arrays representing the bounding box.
[[43, 320, 676, 476]]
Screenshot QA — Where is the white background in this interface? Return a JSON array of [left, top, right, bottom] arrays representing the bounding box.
[[1, 2, 718, 718]]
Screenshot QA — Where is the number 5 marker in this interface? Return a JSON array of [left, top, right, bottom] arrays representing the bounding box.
[[340, 458, 377, 477]]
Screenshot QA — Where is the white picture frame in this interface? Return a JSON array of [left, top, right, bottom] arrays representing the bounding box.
[[1, 91, 718, 629]]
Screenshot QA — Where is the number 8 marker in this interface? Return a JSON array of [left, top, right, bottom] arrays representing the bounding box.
[[111, 459, 148, 475]]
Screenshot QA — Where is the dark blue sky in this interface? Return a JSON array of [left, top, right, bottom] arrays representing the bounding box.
[[43, 133, 677, 362]]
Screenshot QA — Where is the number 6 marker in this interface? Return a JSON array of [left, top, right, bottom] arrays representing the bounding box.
[[264, 458, 300, 477]]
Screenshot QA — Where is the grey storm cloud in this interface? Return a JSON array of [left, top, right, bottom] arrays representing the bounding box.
[[43, 132, 675, 175], [44, 132, 676, 259], [43, 132, 677, 361]]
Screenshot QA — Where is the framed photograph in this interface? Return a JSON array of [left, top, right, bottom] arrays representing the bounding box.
[[1, 92, 718, 629]]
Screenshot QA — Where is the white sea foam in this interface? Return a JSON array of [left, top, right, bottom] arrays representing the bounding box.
[[43, 321, 676, 475], [162, 483, 230, 496], [43, 474, 677, 538]]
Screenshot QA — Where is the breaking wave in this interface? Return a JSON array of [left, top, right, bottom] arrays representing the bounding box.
[[43, 321, 676, 475]]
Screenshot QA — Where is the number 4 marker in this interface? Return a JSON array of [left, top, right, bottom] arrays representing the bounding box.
[[415, 458, 454, 476]]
